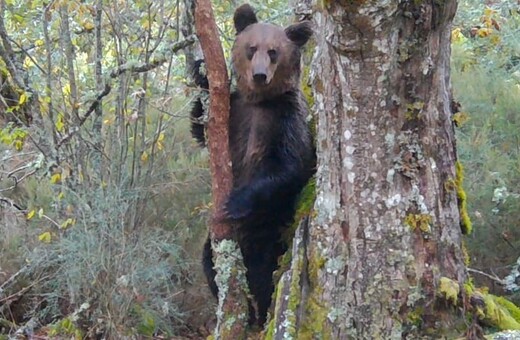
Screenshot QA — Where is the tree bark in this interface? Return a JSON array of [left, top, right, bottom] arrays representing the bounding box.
[[194, 0, 249, 338], [272, 1, 469, 339]]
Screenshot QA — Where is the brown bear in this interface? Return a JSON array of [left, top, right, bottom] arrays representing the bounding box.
[[190, 4, 314, 326]]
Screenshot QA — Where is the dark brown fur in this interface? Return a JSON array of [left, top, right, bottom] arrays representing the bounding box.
[[194, 4, 315, 326]]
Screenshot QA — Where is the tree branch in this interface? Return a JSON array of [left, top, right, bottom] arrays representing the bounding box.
[[109, 35, 196, 78], [467, 268, 506, 286], [56, 35, 196, 149]]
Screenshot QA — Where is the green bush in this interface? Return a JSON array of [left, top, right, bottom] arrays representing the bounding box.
[[452, 2, 520, 300]]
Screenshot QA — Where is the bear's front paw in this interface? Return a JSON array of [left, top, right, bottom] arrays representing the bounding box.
[[224, 189, 254, 220]]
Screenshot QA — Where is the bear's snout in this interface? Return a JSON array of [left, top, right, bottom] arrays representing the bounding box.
[[253, 72, 267, 84]]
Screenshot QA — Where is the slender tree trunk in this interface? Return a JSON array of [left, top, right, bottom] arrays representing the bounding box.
[[272, 1, 469, 339], [92, 0, 103, 152], [194, 0, 249, 338]]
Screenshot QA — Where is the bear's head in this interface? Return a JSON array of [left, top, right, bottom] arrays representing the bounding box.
[[232, 4, 312, 101]]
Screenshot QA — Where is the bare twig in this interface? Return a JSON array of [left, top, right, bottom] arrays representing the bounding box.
[[43, 2, 58, 148], [0, 196, 24, 210], [0, 168, 37, 192], [6, 36, 46, 74], [0, 0, 25, 90], [467, 268, 506, 285], [59, 4, 80, 122], [0, 264, 30, 298], [56, 84, 111, 148]]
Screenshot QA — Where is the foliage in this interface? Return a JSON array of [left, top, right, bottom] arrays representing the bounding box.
[[0, 0, 294, 336], [0, 0, 212, 337], [452, 1, 520, 301]]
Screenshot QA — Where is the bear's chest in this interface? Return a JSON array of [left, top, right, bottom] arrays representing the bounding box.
[[229, 97, 287, 183]]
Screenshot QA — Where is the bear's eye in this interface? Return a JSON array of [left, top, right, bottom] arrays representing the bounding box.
[[268, 49, 278, 63], [246, 46, 257, 60]]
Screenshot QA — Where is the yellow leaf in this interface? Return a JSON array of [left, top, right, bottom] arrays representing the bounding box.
[[51, 173, 62, 184], [60, 218, 75, 229], [141, 151, 149, 162], [477, 28, 492, 38], [483, 7, 496, 17], [451, 28, 466, 44], [141, 18, 151, 30], [23, 57, 34, 69], [38, 208, 44, 218], [453, 112, 470, 126], [55, 114, 65, 133], [35, 39, 44, 47], [490, 35, 500, 45], [157, 133, 165, 142], [62, 83, 71, 96], [27, 210, 36, 220], [82, 21, 95, 31], [14, 140, 24, 151], [58, 192, 65, 200], [156, 141, 163, 151], [38, 231, 52, 243], [19, 92, 27, 105]]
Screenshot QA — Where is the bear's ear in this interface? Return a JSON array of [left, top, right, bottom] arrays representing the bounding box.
[[234, 4, 258, 34], [285, 21, 313, 47]]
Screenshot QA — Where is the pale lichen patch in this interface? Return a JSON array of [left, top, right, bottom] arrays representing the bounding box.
[[385, 132, 395, 148], [385, 193, 402, 208]]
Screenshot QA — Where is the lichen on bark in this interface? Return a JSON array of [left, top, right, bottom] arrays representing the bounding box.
[[269, 0, 471, 338]]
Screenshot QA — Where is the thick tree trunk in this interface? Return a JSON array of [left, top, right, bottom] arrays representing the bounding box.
[[271, 1, 469, 339]]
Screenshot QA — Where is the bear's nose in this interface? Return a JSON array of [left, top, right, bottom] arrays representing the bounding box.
[[253, 73, 267, 84]]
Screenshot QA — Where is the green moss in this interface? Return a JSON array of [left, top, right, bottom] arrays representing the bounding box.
[[464, 281, 475, 296], [48, 317, 84, 338], [299, 295, 331, 340], [295, 178, 316, 222], [495, 297, 520, 323], [462, 239, 471, 266], [301, 63, 314, 109], [264, 317, 275, 339], [266, 239, 306, 339], [297, 253, 331, 339], [479, 293, 520, 330], [405, 213, 432, 233], [464, 283, 520, 331], [455, 161, 472, 234], [406, 306, 425, 327], [308, 254, 326, 284], [276, 178, 315, 282], [438, 277, 460, 305], [405, 101, 425, 120]]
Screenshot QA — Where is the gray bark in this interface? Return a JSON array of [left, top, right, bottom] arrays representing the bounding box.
[[272, 1, 468, 339]]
